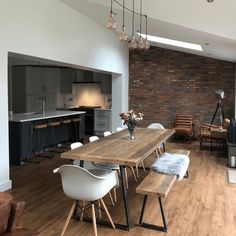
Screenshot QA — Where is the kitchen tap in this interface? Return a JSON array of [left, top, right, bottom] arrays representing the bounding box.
[[37, 96, 46, 114]]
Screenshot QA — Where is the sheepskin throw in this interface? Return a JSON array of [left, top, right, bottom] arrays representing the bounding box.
[[151, 152, 190, 180]]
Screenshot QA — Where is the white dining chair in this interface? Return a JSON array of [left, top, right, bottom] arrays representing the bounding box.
[[70, 142, 83, 149], [89, 136, 99, 142], [104, 131, 112, 137], [116, 127, 124, 132], [147, 123, 165, 129], [53, 165, 118, 236], [70, 141, 115, 205], [147, 122, 165, 157]]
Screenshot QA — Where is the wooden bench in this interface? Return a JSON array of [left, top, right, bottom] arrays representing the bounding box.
[[136, 149, 190, 232]]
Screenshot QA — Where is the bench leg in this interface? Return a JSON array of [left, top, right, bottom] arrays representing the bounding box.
[[184, 170, 189, 178], [139, 195, 168, 232]]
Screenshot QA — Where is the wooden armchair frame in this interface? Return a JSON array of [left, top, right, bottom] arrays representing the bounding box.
[[174, 114, 194, 140], [199, 123, 227, 152]]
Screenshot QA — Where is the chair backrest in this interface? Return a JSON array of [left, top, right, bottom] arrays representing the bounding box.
[[175, 114, 193, 127], [103, 131, 112, 137], [70, 142, 83, 150], [53, 165, 118, 201], [89, 136, 99, 142], [116, 127, 123, 132], [147, 123, 165, 129]]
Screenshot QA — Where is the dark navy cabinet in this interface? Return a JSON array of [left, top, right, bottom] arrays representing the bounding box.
[[9, 114, 85, 165]]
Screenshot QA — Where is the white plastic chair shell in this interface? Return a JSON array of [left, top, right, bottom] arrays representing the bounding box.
[[104, 131, 112, 137], [147, 123, 165, 156], [147, 123, 165, 129], [70, 142, 83, 149], [53, 165, 119, 201], [116, 127, 124, 132], [89, 136, 99, 142]]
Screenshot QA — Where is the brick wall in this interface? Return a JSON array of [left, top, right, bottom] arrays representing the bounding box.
[[129, 47, 235, 134]]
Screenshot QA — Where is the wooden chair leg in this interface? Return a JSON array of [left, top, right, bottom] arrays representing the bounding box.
[[155, 149, 159, 158], [108, 192, 115, 206], [80, 200, 85, 222], [91, 203, 98, 236], [136, 165, 139, 179], [98, 200, 102, 219], [60, 201, 76, 236], [141, 161, 146, 172], [113, 188, 117, 203], [100, 199, 116, 229], [130, 166, 137, 182]]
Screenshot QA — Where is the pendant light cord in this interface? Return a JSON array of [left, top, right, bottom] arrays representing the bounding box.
[[122, 0, 125, 27], [110, 0, 113, 13], [145, 15, 148, 38], [139, 0, 142, 33], [113, 0, 146, 16], [132, 0, 134, 34]]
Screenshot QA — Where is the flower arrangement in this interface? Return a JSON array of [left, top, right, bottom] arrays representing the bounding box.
[[119, 110, 144, 132]]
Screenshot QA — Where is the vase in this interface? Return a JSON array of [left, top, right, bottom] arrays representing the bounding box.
[[128, 127, 136, 140]]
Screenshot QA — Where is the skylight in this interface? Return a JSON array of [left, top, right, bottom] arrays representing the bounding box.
[[137, 33, 203, 51]]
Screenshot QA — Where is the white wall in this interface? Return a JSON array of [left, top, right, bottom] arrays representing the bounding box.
[[0, 0, 129, 191]]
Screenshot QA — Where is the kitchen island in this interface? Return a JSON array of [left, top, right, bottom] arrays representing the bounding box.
[[9, 111, 85, 165]]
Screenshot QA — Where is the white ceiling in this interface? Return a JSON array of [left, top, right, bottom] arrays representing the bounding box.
[[60, 0, 236, 62]]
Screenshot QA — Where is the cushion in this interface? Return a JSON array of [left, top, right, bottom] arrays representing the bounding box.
[[151, 152, 190, 180]]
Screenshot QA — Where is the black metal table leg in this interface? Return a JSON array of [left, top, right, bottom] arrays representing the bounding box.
[[163, 143, 166, 152], [119, 165, 132, 230], [79, 160, 84, 167]]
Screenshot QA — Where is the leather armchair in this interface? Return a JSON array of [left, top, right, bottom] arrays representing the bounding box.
[[0, 192, 38, 236]]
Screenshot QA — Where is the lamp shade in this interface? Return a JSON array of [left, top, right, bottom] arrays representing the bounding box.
[[129, 34, 137, 50], [107, 12, 117, 30]]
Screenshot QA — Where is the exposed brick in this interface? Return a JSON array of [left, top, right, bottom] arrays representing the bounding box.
[[129, 47, 235, 134]]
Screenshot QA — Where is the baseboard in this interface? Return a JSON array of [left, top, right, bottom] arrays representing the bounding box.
[[0, 180, 12, 191]]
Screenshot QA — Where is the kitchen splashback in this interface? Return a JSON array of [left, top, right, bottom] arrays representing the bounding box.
[[73, 83, 110, 108]]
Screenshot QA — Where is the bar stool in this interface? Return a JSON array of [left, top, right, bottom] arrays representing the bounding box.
[[62, 119, 72, 144], [48, 120, 61, 153], [33, 123, 48, 159], [71, 117, 80, 142]]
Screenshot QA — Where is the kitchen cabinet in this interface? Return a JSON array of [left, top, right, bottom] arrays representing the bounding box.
[[25, 66, 58, 95], [60, 68, 76, 94], [9, 112, 85, 165], [9, 121, 33, 165], [94, 109, 112, 135], [11, 66, 59, 113]]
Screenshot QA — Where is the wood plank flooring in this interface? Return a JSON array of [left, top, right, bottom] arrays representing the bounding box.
[[8, 141, 236, 236]]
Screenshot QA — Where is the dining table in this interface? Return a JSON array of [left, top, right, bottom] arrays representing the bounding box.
[[61, 127, 175, 230]]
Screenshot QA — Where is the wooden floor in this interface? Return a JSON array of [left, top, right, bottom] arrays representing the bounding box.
[[9, 141, 236, 236]]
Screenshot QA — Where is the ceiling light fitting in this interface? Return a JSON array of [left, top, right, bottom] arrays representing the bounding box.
[[107, 0, 150, 50]]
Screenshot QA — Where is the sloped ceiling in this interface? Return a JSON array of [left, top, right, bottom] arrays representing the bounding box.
[[60, 0, 236, 62]]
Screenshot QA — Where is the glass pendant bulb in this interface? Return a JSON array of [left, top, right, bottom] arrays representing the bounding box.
[[119, 25, 128, 42], [144, 37, 150, 50], [128, 33, 137, 50], [137, 35, 144, 50], [107, 12, 117, 30]]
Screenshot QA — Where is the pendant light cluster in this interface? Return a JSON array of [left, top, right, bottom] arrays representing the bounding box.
[[107, 0, 150, 50]]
